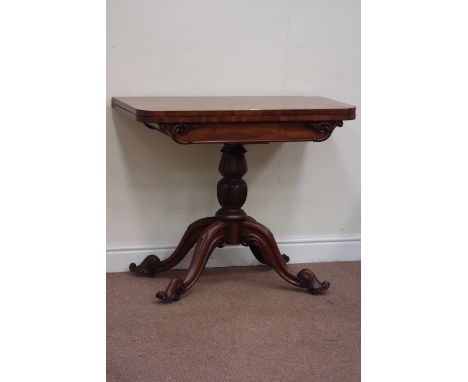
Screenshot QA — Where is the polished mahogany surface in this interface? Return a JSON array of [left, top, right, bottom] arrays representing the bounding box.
[[111, 96, 356, 144], [111, 96, 355, 123]]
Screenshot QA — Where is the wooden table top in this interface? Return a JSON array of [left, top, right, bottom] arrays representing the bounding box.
[[112, 96, 355, 123], [111, 96, 356, 144]]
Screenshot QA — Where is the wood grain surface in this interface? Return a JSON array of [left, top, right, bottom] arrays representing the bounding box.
[[111, 96, 356, 144], [111, 96, 355, 123]]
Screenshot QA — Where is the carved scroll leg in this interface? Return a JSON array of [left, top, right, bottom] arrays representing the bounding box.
[[156, 221, 226, 302], [245, 217, 289, 264], [249, 244, 290, 264], [241, 219, 329, 295], [129, 217, 216, 276]]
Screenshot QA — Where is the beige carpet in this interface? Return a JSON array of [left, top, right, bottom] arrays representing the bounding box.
[[107, 261, 360, 382]]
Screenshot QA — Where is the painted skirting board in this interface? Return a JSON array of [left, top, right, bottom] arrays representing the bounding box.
[[106, 235, 360, 273]]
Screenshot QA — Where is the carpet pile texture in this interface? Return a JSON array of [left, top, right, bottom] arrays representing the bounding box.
[[107, 261, 360, 381]]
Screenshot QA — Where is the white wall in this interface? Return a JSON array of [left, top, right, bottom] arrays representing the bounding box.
[[107, 0, 360, 270]]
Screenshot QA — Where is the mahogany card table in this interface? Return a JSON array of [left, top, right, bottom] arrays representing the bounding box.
[[112, 96, 356, 302]]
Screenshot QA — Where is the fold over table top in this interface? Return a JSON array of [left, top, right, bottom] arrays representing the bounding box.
[[112, 96, 355, 123], [111, 96, 356, 144]]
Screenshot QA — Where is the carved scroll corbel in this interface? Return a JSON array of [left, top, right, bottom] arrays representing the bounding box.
[[143, 123, 199, 144], [307, 121, 343, 142], [144, 122, 168, 134]]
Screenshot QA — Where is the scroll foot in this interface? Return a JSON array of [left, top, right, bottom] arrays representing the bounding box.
[[297, 269, 330, 295], [156, 277, 183, 302], [129, 255, 161, 277]]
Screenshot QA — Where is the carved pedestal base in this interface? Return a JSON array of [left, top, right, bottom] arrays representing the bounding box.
[[129, 144, 329, 302]]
